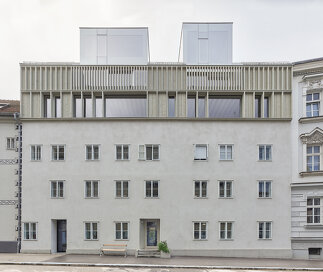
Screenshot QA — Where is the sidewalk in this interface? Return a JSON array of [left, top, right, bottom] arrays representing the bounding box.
[[0, 253, 323, 270]]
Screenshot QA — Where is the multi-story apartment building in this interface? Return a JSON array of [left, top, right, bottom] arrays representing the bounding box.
[[20, 23, 294, 258], [291, 58, 323, 260], [0, 100, 21, 253]]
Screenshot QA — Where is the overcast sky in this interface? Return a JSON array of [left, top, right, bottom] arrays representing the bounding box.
[[1, 0, 323, 99]]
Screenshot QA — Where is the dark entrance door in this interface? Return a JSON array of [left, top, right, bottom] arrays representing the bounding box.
[[146, 221, 157, 246], [57, 220, 66, 252]]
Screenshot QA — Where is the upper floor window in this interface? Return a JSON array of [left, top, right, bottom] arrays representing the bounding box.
[[209, 96, 241, 118], [258, 221, 272, 239], [116, 145, 129, 160], [258, 181, 272, 198], [24, 222, 37, 240], [6, 137, 15, 150], [86, 145, 100, 160], [31, 145, 41, 161], [193, 221, 207, 240], [54, 97, 61, 118], [187, 96, 196, 118], [307, 197, 321, 224], [85, 180, 99, 198], [219, 181, 232, 198], [44, 95, 51, 118], [51, 181, 64, 198], [85, 222, 98, 240], [194, 181, 207, 198], [255, 96, 269, 118], [198, 97, 206, 118], [258, 145, 272, 161], [145, 180, 159, 198], [95, 96, 104, 117], [116, 180, 129, 198], [194, 144, 208, 161], [168, 96, 175, 117], [84, 96, 92, 117], [306, 93, 320, 117], [74, 96, 82, 118], [106, 97, 146, 117], [115, 222, 129, 240], [219, 144, 233, 160], [139, 145, 160, 161], [220, 222, 233, 240], [307, 145, 321, 172], [51, 145, 65, 161]]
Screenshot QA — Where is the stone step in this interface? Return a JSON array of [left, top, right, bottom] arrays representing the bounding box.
[[136, 249, 160, 258]]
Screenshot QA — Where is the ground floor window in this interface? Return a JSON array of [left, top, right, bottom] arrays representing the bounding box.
[[307, 197, 321, 224], [24, 222, 37, 240], [220, 222, 233, 240], [116, 180, 129, 198], [193, 221, 207, 240], [258, 221, 272, 239], [115, 222, 129, 240], [84, 222, 98, 240]]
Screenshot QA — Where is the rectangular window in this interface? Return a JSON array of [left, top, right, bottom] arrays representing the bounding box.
[[116, 145, 129, 160], [145, 180, 159, 198], [193, 222, 207, 240], [258, 221, 272, 239], [24, 222, 37, 240], [44, 95, 51, 118], [309, 248, 322, 256], [194, 144, 208, 161], [187, 96, 196, 118], [220, 222, 233, 240], [55, 97, 61, 118], [85, 181, 99, 198], [115, 222, 129, 240], [258, 181, 272, 198], [138, 145, 160, 161], [31, 145, 41, 161], [84, 97, 92, 118], [307, 198, 321, 224], [51, 181, 64, 198], [85, 222, 98, 240], [219, 181, 232, 198], [306, 93, 320, 117], [209, 96, 241, 118], [74, 96, 82, 118], [116, 180, 129, 198], [259, 145, 272, 161], [6, 137, 15, 150], [86, 145, 100, 160], [194, 181, 207, 198], [307, 145, 321, 172], [198, 97, 205, 118], [219, 145, 233, 160], [168, 96, 175, 117], [51, 145, 65, 161], [255, 96, 269, 118], [105, 97, 146, 117], [95, 97, 103, 117]]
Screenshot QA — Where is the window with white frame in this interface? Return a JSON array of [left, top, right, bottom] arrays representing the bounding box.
[[85, 181, 99, 198], [193, 222, 207, 240], [306, 93, 320, 117], [194, 181, 207, 198], [86, 145, 100, 160], [52, 145, 65, 161], [115, 222, 129, 240], [220, 222, 233, 240], [24, 222, 37, 240], [258, 181, 272, 198], [6, 137, 15, 150], [51, 181, 64, 198], [84, 222, 98, 240], [219, 181, 232, 198], [194, 144, 208, 161], [139, 145, 159, 160], [258, 145, 272, 161], [219, 144, 233, 160], [116, 180, 129, 198], [307, 145, 321, 172], [258, 221, 272, 239], [307, 197, 321, 224], [116, 145, 129, 160], [145, 180, 159, 198], [31, 145, 41, 161]]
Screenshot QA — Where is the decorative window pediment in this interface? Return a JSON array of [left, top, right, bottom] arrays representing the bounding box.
[[300, 127, 323, 144]]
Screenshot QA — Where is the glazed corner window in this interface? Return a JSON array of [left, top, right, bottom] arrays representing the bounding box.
[[307, 145, 320, 172], [219, 181, 232, 198], [115, 222, 129, 240], [85, 181, 99, 198], [24, 222, 37, 240], [306, 93, 320, 117], [105, 97, 147, 117], [255, 95, 269, 118], [139, 145, 160, 161], [194, 181, 207, 198], [193, 222, 207, 240], [187, 96, 196, 118], [168, 96, 175, 117], [219, 145, 233, 160], [44, 95, 51, 118], [95, 96, 103, 117], [51, 145, 65, 161], [258, 145, 272, 161], [258, 221, 272, 239], [116, 145, 129, 160], [220, 222, 233, 240], [258, 181, 272, 198], [74, 96, 82, 118], [85, 222, 98, 240], [84, 96, 93, 118], [116, 180, 129, 198], [31, 145, 41, 161], [86, 145, 100, 160], [145, 180, 159, 198], [307, 198, 321, 224], [198, 97, 206, 118], [51, 181, 64, 198], [54, 97, 61, 118], [209, 96, 241, 118], [6, 137, 15, 150], [194, 144, 208, 161]]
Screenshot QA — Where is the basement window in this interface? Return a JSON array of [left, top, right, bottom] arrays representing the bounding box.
[[309, 248, 321, 256]]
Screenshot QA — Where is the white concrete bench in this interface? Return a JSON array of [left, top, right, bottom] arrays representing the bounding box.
[[99, 244, 127, 257]]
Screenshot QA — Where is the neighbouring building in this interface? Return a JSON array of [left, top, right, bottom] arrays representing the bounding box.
[[291, 58, 323, 260], [0, 100, 21, 253]]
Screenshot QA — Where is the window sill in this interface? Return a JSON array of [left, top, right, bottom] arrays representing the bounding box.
[[299, 115, 323, 123], [50, 197, 64, 199], [257, 160, 272, 162], [85, 160, 100, 162], [30, 160, 41, 162], [219, 160, 233, 162], [300, 171, 323, 177], [115, 159, 130, 161], [84, 239, 99, 241], [115, 197, 129, 199], [193, 239, 208, 241], [258, 238, 272, 240], [194, 197, 208, 199], [115, 239, 129, 241], [194, 159, 208, 162], [84, 197, 99, 199], [218, 197, 233, 199], [304, 224, 323, 229], [219, 239, 234, 241], [257, 197, 272, 199], [51, 160, 65, 162], [145, 197, 159, 199], [23, 239, 38, 241]]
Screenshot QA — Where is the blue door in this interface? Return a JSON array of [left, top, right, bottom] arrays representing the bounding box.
[[146, 221, 157, 246]]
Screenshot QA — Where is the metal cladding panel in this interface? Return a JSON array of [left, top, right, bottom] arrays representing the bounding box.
[[183, 23, 232, 65], [80, 28, 149, 65]]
